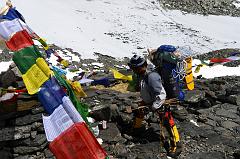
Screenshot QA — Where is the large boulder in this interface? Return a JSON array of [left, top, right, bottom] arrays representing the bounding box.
[[0, 69, 17, 88]]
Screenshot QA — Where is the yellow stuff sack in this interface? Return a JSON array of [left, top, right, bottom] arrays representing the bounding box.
[[185, 57, 194, 90]]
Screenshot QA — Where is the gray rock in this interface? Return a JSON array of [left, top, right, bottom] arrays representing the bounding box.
[[0, 69, 17, 88], [98, 94, 114, 101], [233, 150, 240, 159], [0, 111, 29, 121], [31, 106, 45, 115], [44, 149, 54, 158], [215, 109, 239, 119], [8, 134, 47, 147], [14, 126, 32, 140], [0, 148, 13, 159], [16, 80, 25, 88], [205, 90, 217, 99], [116, 93, 136, 100], [0, 125, 31, 141], [30, 131, 37, 139], [130, 142, 161, 159], [15, 114, 42, 126], [90, 105, 111, 121], [109, 104, 122, 122], [184, 90, 205, 103], [172, 106, 188, 121], [33, 152, 45, 159], [187, 151, 226, 159], [200, 98, 213, 108], [99, 123, 126, 144], [214, 126, 227, 134], [14, 155, 29, 159], [31, 122, 43, 131], [221, 103, 239, 111], [84, 88, 98, 97], [22, 134, 47, 147], [13, 142, 48, 155], [205, 118, 217, 127], [110, 143, 128, 158], [197, 114, 208, 123], [0, 120, 6, 128], [220, 120, 239, 130], [237, 107, 240, 116], [228, 95, 240, 106], [36, 126, 45, 133]]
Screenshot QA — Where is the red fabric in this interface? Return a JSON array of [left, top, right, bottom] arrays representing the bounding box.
[[1, 94, 18, 103], [165, 112, 175, 127], [6, 30, 34, 51], [14, 89, 27, 93], [49, 122, 107, 159], [210, 58, 232, 63], [5, 89, 27, 93], [0, 94, 18, 113]]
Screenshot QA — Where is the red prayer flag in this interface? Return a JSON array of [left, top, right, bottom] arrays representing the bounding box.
[[210, 58, 232, 63], [6, 30, 34, 51], [49, 122, 107, 159]]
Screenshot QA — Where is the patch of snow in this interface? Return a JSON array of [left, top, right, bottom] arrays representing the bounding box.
[[190, 119, 199, 127], [193, 64, 240, 78], [192, 59, 203, 66], [48, 53, 58, 66], [65, 69, 83, 80], [91, 62, 104, 67], [114, 64, 128, 69], [97, 138, 103, 145], [192, 59, 240, 78], [10, 0, 240, 59], [233, 0, 240, 8], [0, 61, 12, 73]]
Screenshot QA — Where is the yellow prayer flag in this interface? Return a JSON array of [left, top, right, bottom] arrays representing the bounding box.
[[37, 38, 49, 50], [67, 80, 87, 97], [22, 58, 52, 95], [36, 58, 53, 76], [110, 68, 132, 81], [60, 59, 69, 67]]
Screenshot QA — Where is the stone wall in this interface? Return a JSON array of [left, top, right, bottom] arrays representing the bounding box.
[[0, 99, 54, 159]]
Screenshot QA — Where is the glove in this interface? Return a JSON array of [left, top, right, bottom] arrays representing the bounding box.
[[152, 95, 165, 111]]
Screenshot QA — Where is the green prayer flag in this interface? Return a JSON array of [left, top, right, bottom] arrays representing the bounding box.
[[13, 45, 43, 74], [53, 69, 89, 123]]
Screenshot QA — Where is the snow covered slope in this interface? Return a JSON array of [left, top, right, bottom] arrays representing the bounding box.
[[3, 0, 240, 58]]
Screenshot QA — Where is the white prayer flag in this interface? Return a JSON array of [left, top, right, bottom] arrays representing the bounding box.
[[62, 96, 84, 123], [0, 19, 34, 40], [79, 78, 93, 84], [42, 105, 74, 142], [42, 96, 85, 141]]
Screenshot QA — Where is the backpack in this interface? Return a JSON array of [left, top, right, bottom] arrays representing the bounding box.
[[158, 45, 176, 53], [152, 45, 180, 70]]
